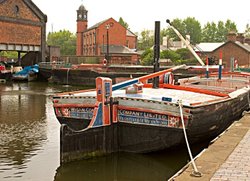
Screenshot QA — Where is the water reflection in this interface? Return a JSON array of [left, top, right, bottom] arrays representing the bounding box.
[[0, 82, 92, 180], [0, 82, 47, 179], [54, 150, 189, 181], [0, 82, 209, 180]]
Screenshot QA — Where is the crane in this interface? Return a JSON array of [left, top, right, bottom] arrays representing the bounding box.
[[166, 19, 205, 66]]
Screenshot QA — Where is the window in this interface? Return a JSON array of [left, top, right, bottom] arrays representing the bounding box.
[[93, 32, 96, 45], [14, 5, 19, 14], [90, 33, 92, 45], [126, 40, 129, 47]]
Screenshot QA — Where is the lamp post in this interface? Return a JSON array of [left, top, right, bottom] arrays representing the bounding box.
[[105, 22, 113, 64]]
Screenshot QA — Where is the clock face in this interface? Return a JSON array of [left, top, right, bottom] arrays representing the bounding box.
[[84, 14, 87, 19], [78, 14, 82, 19]]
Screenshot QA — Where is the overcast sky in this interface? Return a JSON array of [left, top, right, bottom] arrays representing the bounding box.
[[33, 0, 250, 34]]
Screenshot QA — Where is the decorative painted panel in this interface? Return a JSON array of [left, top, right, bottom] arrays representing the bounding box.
[[55, 107, 93, 119]]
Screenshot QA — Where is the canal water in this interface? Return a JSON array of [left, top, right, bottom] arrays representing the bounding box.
[[0, 82, 207, 181]]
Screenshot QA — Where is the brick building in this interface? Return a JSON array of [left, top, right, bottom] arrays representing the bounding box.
[[76, 4, 139, 64], [211, 32, 250, 68], [0, 0, 47, 63]]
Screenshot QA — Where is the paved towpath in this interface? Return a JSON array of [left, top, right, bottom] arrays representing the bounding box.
[[170, 113, 250, 181], [210, 126, 250, 180]]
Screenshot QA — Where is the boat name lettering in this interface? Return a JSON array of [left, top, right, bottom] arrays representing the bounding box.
[[118, 109, 180, 127]]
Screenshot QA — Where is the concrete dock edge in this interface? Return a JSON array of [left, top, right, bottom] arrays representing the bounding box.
[[170, 113, 250, 181]]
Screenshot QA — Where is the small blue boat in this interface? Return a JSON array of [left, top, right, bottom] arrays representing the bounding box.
[[12, 64, 39, 81]]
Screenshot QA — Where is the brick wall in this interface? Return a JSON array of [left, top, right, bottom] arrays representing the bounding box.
[[0, 21, 41, 45], [0, 0, 40, 22], [77, 17, 138, 64], [0, 0, 42, 45], [96, 18, 127, 55], [212, 42, 250, 68], [76, 20, 87, 56], [126, 35, 137, 49]]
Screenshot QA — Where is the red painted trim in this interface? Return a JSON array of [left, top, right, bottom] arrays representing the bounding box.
[[138, 65, 185, 82], [56, 89, 96, 96], [53, 103, 95, 108], [143, 83, 229, 97], [190, 97, 228, 106], [117, 105, 190, 119], [209, 72, 250, 77], [162, 84, 229, 97]]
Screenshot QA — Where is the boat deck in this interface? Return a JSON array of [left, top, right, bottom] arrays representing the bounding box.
[[66, 88, 221, 106], [58, 73, 250, 107]]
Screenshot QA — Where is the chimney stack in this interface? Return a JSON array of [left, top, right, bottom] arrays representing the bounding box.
[[227, 31, 237, 42], [245, 38, 250, 45], [236, 33, 245, 44]]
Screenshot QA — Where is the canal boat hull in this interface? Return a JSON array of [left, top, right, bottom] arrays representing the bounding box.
[[59, 88, 249, 162]]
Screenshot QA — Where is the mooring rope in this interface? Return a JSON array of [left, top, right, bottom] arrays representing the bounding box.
[[248, 87, 250, 108], [178, 100, 202, 177]]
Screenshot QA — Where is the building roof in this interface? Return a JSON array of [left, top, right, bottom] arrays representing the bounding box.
[[86, 18, 136, 37], [234, 41, 250, 52], [78, 4, 86, 11], [212, 41, 250, 53], [23, 0, 47, 22], [87, 18, 110, 31], [126, 29, 137, 37], [194, 42, 224, 52]]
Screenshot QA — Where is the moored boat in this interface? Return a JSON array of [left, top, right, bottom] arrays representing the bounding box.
[[12, 64, 39, 81], [53, 65, 250, 162], [53, 20, 250, 163]]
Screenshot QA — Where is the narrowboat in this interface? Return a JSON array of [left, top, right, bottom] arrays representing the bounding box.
[[52, 65, 250, 162]]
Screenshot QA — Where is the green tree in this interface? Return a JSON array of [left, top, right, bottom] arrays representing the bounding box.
[[47, 30, 76, 55], [201, 22, 217, 42], [0, 51, 25, 59], [176, 48, 191, 60], [165, 18, 185, 41], [165, 17, 201, 44], [137, 30, 154, 50], [216, 21, 227, 42], [118, 17, 129, 29], [183, 17, 202, 44], [245, 24, 250, 38], [225, 20, 237, 33], [201, 20, 237, 42], [140, 48, 153, 65], [160, 50, 181, 62]]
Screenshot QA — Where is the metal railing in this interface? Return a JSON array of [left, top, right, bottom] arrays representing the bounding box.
[[38, 61, 72, 69]]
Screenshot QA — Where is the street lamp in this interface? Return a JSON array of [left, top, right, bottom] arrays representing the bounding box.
[[105, 22, 113, 64]]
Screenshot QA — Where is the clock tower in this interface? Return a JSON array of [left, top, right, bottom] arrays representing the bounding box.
[[76, 4, 88, 56]]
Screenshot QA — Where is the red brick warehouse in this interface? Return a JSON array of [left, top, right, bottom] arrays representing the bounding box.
[[76, 4, 139, 65], [0, 0, 47, 63]]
